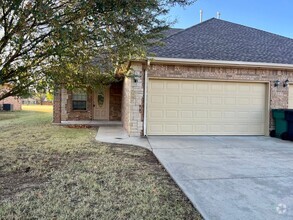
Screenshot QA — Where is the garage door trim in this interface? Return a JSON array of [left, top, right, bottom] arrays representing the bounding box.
[[146, 78, 270, 136]]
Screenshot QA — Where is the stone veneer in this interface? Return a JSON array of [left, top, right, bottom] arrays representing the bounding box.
[[121, 63, 144, 136]]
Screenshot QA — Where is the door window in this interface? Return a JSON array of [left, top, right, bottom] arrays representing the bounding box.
[[97, 92, 104, 107]]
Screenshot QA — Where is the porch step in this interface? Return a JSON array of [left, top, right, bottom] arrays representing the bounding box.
[[60, 120, 122, 127]]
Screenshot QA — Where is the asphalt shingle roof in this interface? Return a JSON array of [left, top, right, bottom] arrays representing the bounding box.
[[149, 18, 293, 65], [161, 28, 184, 38]]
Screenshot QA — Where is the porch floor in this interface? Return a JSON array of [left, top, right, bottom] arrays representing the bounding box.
[[60, 120, 122, 126]]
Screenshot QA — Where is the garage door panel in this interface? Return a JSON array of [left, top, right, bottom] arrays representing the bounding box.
[[166, 110, 178, 118], [166, 96, 179, 104], [181, 82, 195, 91], [147, 79, 267, 135], [150, 95, 163, 103], [181, 96, 193, 104], [149, 110, 164, 118]]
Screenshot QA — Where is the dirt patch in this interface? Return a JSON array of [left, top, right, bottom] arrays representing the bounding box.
[[0, 153, 68, 201], [0, 171, 47, 200]]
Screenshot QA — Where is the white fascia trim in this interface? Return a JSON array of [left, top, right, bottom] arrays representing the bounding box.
[[147, 57, 293, 70]]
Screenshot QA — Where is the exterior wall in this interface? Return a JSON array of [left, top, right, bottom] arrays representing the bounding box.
[[122, 77, 131, 134], [0, 96, 22, 111], [109, 81, 123, 121], [121, 63, 144, 136], [65, 88, 93, 121], [52, 63, 293, 136], [53, 83, 123, 123], [147, 64, 293, 132], [53, 89, 61, 123]]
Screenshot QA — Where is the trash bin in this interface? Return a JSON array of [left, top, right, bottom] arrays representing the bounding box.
[[272, 109, 288, 139], [284, 110, 293, 141]]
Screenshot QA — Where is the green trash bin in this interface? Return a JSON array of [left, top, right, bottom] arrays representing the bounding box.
[[272, 109, 288, 138]]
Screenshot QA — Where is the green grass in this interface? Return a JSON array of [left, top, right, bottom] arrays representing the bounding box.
[[0, 109, 201, 219]]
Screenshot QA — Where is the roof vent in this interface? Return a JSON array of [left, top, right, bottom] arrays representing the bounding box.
[[200, 10, 203, 23]]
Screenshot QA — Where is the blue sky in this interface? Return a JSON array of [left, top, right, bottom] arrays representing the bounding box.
[[167, 0, 293, 38]]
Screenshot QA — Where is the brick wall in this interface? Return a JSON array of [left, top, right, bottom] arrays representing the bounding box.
[[0, 96, 22, 111], [53, 89, 61, 123], [53, 63, 293, 136], [147, 64, 293, 132], [54, 84, 123, 122], [65, 88, 93, 121]]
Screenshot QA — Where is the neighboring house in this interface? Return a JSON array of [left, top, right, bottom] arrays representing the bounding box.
[[53, 18, 293, 136], [22, 98, 37, 105], [0, 86, 22, 111]]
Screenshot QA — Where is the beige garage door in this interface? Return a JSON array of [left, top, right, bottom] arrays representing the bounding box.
[[289, 86, 293, 108], [147, 79, 267, 135]]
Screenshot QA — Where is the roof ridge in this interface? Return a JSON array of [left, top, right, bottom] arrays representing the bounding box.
[[149, 18, 293, 65], [215, 19, 293, 41], [163, 18, 216, 40]]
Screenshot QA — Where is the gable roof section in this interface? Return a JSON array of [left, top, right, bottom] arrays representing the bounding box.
[[161, 28, 184, 38], [149, 18, 293, 65]]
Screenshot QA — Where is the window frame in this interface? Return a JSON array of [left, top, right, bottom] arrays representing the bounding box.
[[72, 90, 87, 111]]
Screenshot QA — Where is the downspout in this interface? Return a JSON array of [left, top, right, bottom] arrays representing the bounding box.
[[143, 59, 150, 136]]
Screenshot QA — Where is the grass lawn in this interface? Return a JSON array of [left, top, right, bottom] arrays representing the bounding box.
[[0, 106, 201, 219]]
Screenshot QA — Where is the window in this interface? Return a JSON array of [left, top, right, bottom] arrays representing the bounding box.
[[72, 90, 87, 110]]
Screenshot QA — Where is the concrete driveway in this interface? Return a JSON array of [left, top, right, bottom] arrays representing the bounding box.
[[148, 136, 293, 220]]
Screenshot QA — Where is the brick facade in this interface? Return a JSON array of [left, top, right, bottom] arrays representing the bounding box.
[[0, 96, 22, 111], [65, 88, 93, 121], [53, 82, 123, 123], [0, 86, 22, 111], [53, 89, 61, 123], [146, 64, 293, 132], [53, 63, 293, 136]]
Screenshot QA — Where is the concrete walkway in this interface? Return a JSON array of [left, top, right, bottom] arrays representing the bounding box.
[[95, 126, 151, 150], [148, 136, 293, 220]]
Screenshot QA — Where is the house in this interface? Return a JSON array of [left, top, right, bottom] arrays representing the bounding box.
[[53, 18, 293, 136], [0, 85, 22, 111]]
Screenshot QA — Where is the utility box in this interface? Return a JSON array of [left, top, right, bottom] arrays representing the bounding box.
[[3, 104, 13, 111]]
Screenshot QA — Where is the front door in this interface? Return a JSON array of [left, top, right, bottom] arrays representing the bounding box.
[[93, 88, 110, 120]]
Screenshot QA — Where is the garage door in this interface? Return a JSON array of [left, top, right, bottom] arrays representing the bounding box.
[[289, 86, 293, 108], [147, 79, 267, 135]]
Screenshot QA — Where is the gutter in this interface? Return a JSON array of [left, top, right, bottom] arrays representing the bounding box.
[[143, 59, 150, 136], [147, 57, 293, 70]]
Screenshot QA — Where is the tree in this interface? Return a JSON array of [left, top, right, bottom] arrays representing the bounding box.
[[0, 0, 194, 100]]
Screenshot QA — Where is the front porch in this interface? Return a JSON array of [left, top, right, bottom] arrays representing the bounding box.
[[60, 120, 122, 126], [53, 81, 123, 124]]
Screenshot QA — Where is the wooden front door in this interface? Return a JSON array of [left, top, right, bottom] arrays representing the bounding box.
[[93, 88, 110, 120]]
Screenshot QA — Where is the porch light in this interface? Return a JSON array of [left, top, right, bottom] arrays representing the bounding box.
[[133, 74, 141, 83], [274, 80, 280, 87], [284, 79, 289, 88]]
